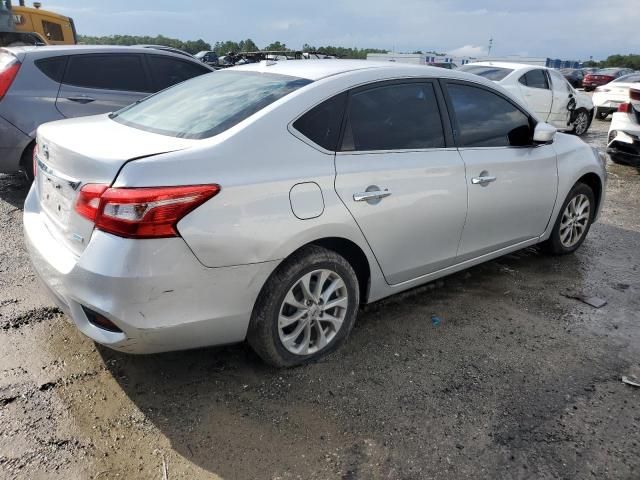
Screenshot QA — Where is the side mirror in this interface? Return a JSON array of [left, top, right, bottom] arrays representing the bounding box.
[[533, 122, 557, 144]]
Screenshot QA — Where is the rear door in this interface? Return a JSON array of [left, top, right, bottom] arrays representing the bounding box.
[[56, 53, 152, 118], [333, 80, 468, 285], [517, 69, 553, 120], [443, 81, 558, 260]]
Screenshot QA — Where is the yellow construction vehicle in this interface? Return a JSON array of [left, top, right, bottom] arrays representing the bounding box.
[[1, 1, 76, 47]]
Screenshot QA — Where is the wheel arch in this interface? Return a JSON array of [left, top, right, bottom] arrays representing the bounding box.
[[305, 237, 371, 304], [576, 172, 603, 215]]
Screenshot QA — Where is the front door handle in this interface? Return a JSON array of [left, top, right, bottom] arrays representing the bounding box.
[[66, 96, 95, 104], [471, 173, 497, 186], [353, 188, 392, 203]]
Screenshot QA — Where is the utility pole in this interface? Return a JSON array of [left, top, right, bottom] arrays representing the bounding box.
[[488, 37, 493, 56]]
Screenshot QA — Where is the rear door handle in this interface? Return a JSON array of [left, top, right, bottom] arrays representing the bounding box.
[[471, 174, 497, 186], [353, 189, 392, 202], [66, 96, 95, 104]]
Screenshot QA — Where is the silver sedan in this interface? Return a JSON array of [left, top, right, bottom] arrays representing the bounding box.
[[24, 60, 607, 366]]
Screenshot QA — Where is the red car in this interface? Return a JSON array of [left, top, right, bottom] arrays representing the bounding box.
[[583, 68, 634, 91]]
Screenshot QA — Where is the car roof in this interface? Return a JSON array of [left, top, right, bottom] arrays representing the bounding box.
[[2, 44, 209, 65], [464, 61, 544, 71], [231, 59, 464, 81]]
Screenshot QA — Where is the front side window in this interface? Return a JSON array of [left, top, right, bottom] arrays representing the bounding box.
[[146, 55, 210, 91], [447, 83, 532, 148], [112, 71, 311, 139], [549, 70, 571, 93], [518, 69, 550, 89], [64, 54, 150, 92], [341, 82, 445, 151]]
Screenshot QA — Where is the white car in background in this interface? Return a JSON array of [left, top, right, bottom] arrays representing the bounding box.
[[459, 62, 594, 136], [593, 73, 640, 120], [607, 86, 640, 164]]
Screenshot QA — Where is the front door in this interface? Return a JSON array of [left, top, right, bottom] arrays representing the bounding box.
[[333, 81, 468, 285], [443, 81, 558, 260], [55, 53, 151, 118]]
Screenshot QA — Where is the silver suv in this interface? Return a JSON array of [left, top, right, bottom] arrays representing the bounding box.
[[0, 45, 213, 179]]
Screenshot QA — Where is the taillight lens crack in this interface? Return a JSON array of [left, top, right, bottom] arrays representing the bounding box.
[[75, 184, 220, 239]]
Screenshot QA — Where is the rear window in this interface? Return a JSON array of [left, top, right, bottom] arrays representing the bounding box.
[[458, 65, 513, 81], [112, 71, 312, 139], [597, 68, 621, 75], [293, 92, 347, 151]]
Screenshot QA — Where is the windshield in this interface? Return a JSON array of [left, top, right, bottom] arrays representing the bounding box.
[[112, 71, 312, 139], [458, 65, 514, 81], [613, 74, 640, 84]]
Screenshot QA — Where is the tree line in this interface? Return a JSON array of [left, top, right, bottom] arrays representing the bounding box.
[[77, 34, 388, 58], [583, 54, 640, 70]]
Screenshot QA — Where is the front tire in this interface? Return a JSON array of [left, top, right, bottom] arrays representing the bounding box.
[[543, 183, 595, 255], [572, 108, 590, 136], [247, 245, 360, 367]]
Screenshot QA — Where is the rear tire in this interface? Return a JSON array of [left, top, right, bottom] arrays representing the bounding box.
[[247, 245, 360, 367], [543, 183, 595, 255]]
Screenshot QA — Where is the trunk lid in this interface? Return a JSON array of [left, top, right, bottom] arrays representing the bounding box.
[[35, 114, 198, 256]]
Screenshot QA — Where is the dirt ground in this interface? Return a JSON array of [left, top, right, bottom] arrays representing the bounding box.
[[0, 116, 639, 480]]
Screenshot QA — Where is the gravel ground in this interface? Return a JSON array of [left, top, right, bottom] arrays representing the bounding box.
[[0, 116, 639, 480]]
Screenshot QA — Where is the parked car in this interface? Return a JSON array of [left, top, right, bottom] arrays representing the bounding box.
[[582, 68, 634, 91], [0, 45, 213, 180], [194, 50, 219, 67], [559, 68, 584, 88], [459, 62, 594, 136], [592, 73, 640, 119], [607, 87, 640, 164], [24, 61, 607, 366]]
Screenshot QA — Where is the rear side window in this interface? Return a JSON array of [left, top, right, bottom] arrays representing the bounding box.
[[447, 83, 532, 148], [35, 56, 67, 82], [341, 83, 444, 151], [146, 55, 210, 91], [63, 54, 150, 92], [42, 20, 64, 41], [518, 69, 549, 89], [293, 93, 347, 151]]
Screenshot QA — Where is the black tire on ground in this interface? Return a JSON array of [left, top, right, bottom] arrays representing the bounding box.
[[571, 108, 591, 136], [596, 109, 609, 120], [247, 245, 360, 368], [20, 142, 35, 183], [543, 183, 595, 255]]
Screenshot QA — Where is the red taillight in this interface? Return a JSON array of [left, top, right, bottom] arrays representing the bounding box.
[[75, 184, 220, 239], [630, 89, 640, 102], [0, 61, 21, 101], [618, 103, 632, 113]]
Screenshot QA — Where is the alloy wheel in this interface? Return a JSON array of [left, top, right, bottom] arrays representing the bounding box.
[[574, 111, 589, 135], [559, 193, 591, 248], [278, 269, 349, 355]]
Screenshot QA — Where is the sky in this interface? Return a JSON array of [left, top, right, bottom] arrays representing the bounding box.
[[44, 0, 637, 60]]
